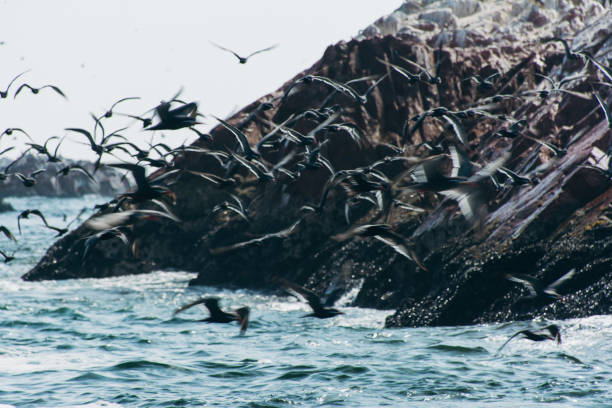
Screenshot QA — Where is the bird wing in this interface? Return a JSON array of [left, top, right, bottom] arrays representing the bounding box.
[[496, 330, 526, 353], [373, 235, 427, 271], [440, 185, 483, 221], [505, 274, 538, 297], [66, 128, 98, 151], [68, 165, 97, 183], [85, 209, 180, 230], [210, 42, 243, 60], [376, 57, 419, 81], [41, 85, 67, 99], [449, 145, 472, 178], [108, 163, 148, 192], [284, 281, 325, 314], [173, 297, 209, 316], [109, 96, 140, 111], [214, 116, 258, 158], [3, 70, 29, 93], [442, 114, 468, 146], [13, 83, 33, 97], [245, 44, 278, 59], [593, 91, 612, 128], [546, 268, 576, 291], [309, 75, 361, 102], [0, 225, 16, 242]]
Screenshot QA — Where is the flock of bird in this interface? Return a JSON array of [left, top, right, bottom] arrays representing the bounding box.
[[2, 36, 612, 349]]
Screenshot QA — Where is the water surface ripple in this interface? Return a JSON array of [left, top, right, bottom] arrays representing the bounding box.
[[1, 197, 611, 407]]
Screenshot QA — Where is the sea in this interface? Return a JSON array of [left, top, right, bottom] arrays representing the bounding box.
[[1, 196, 612, 407]]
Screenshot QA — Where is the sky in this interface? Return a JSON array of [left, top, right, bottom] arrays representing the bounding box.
[[0, 0, 401, 162]]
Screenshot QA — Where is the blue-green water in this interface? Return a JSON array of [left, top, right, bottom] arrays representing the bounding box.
[[1, 196, 612, 407]]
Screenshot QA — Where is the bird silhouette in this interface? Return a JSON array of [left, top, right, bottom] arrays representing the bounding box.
[[0, 70, 29, 98], [14, 83, 66, 99], [17, 209, 67, 237], [174, 296, 249, 333], [283, 281, 344, 319], [497, 324, 561, 353], [210, 42, 278, 64]]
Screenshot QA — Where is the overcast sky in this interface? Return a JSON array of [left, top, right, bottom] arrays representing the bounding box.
[[0, 0, 400, 161]]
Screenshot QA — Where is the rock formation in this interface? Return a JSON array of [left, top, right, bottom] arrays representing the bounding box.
[[0, 153, 130, 198], [22, 0, 612, 327]]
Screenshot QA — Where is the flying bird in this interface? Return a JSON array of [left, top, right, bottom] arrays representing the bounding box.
[[82, 227, 130, 262], [85, 209, 180, 230], [497, 324, 561, 353], [14, 169, 45, 187], [209, 219, 302, 255], [283, 281, 344, 319], [14, 83, 66, 99], [174, 296, 249, 334], [0, 70, 29, 98], [506, 268, 576, 300], [210, 42, 278, 64], [17, 209, 67, 237], [332, 224, 427, 271]]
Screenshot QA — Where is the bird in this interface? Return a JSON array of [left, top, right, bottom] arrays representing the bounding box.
[[593, 90, 612, 129], [497, 324, 562, 353], [147, 101, 200, 131], [0, 225, 17, 242], [332, 224, 427, 270], [17, 209, 67, 237], [14, 83, 66, 99], [14, 169, 45, 187], [542, 37, 580, 60], [65, 125, 128, 170], [98, 96, 140, 119], [506, 268, 576, 300], [185, 170, 238, 188], [174, 296, 249, 334], [84, 209, 180, 231], [213, 116, 260, 160], [212, 194, 250, 222], [81, 227, 130, 262], [0, 249, 15, 263], [210, 42, 278, 64], [577, 51, 612, 83], [0, 70, 29, 98], [227, 151, 274, 183], [463, 72, 501, 91], [108, 163, 177, 205], [26, 136, 64, 163], [117, 113, 153, 128], [396, 52, 443, 85], [56, 164, 96, 183], [497, 167, 539, 186], [0, 127, 31, 140], [209, 219, 302, 255], [283, 281, 344, 319], [293, 74, 388, 105]]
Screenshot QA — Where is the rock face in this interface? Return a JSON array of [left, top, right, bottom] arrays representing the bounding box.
[[22, 1, 612, 327], [0, 154, 130, 198]]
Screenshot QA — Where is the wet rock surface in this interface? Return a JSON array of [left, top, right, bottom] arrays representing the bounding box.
[[22, 1, 612, 327]]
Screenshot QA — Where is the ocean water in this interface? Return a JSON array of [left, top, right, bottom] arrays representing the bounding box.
[[1, 196, 612, 407]]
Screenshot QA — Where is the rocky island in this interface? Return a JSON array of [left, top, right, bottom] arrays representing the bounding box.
[[22, 0, 612, 328]]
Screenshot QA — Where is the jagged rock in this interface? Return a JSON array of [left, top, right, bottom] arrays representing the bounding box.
[[21, 1, 612, 328]]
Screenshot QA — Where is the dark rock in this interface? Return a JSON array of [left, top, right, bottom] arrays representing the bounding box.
[[22, 11, 612, 329]]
